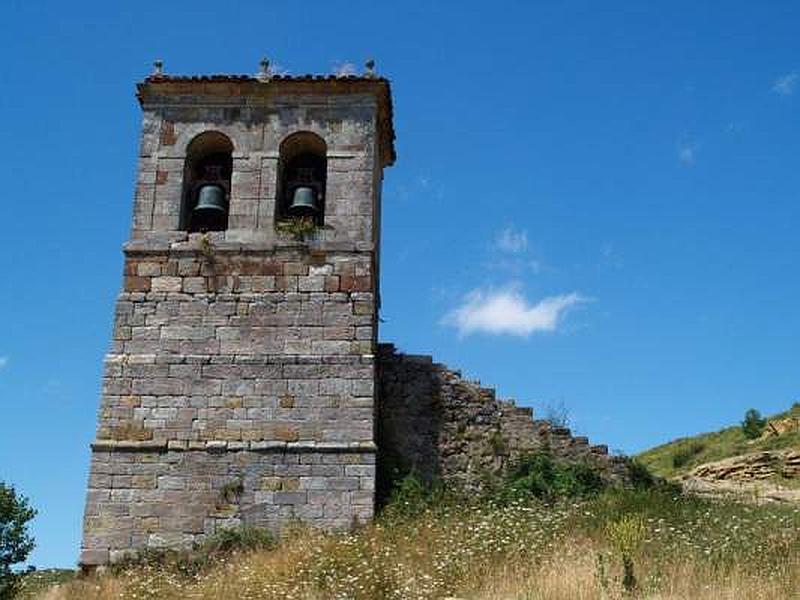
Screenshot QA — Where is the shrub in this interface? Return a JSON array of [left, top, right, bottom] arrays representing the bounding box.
[[625, 459, 657, 489], [275, 216, 318, 241], [543, 400, 570, 428], [498, 451, 607, 502], [671, 441, 705, 469], [0, 481, 36, 599], [380, 471, 451, 521], [199, 525, 276, 557], [741, 408, 767, 440], [606, 513, 647, 593]]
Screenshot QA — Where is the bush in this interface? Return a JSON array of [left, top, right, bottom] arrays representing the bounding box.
[[625, 459, 657, 489], [498, 451, 607, 502], [671, 441, 705, 469], [199, 525, 276, 556], [380, 472, 451, 521], [741, 408, 767, 440], [0, 481, 37, 599]]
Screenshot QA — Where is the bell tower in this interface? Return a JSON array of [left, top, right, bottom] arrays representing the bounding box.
[[80, 61, 395, 566]]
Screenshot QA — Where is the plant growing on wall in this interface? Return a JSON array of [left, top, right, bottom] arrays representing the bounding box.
[[198, 232, 215, 259], [275, 216, 319, 242]]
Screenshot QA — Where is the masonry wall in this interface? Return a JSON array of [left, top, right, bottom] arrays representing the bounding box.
[[377, 344, 629, 496], [103, 251, 375, 445], [83, 447, 374, 565], [81, 81, 388, 566], [131, 92, 382, 245]]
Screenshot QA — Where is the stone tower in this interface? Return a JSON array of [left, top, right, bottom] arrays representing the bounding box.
[[80, 64, 395, 566]]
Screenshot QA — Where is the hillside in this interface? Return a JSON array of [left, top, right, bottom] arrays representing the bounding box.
[[637, 403, 800, 481]]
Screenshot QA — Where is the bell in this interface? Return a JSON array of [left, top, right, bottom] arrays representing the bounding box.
[[194, 184, 227, 214], [191, 184, 227, 231], [288, 186, 319, 215]]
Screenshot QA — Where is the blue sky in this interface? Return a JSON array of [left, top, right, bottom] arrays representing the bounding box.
[[1, 0, 799, 568]]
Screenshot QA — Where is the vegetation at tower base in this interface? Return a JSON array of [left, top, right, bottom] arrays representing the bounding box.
[[0, 481, 36, 600], [39, 467, 800, 599]]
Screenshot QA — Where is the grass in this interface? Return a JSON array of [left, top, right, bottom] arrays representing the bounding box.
[[35, 484, 800, 599], [15, 569, 76, 599], [637, 404, 800, 479]]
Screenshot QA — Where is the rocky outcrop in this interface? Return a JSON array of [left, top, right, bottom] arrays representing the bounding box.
[[376, 344, 628, 497], [761, 416, 800, 438], [682, 450, 800, 504]]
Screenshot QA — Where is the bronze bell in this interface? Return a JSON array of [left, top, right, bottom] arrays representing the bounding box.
[[191, 184, 227, 231], [288, 186, 319, 215]]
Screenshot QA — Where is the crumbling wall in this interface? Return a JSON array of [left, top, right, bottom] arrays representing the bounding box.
[[377, 344, 628, 495]]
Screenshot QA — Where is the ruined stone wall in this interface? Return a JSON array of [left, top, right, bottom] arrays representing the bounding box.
[[377, 344, 628, 495]]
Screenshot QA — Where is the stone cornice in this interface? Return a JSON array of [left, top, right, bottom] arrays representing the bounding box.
[[91, 440, 377, 453], [123, 238, 375, 256]]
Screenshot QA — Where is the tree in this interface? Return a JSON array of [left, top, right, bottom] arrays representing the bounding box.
[[741, 408, 767, 440], [0, 482, 36, 599]]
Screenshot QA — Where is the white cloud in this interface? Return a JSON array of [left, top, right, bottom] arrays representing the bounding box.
[[772, 72, 797, 96], [494, 227, 528, 253], [0, 356, 8, 370], [333, 62, 357, 77], [677, 142, 696, 166], [442, 285, 588, 337]]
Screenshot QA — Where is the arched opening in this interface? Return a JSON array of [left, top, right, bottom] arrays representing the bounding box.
[[276, 132, 327, 225], [181, 131, 234, 232]]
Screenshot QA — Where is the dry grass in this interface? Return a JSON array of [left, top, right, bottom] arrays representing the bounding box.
[[42, 489, 800, 600]]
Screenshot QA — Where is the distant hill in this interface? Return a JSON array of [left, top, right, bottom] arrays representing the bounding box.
[[637, 403, 800, 480]]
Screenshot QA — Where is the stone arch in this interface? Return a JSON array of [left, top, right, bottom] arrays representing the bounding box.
[[276, 131, 328, 224], [180, 131, 234, 231]]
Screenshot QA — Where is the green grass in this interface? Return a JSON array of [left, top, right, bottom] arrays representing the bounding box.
[[637, 404, 800, 479], [15, 568, 77, 598]]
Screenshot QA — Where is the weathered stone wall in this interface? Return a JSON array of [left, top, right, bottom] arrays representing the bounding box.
[[82, 445, 374, 565], [81, 77, 391, 566], [377, 344, 628, 495], [132, 88, 383, 246], [101, 249, 375, 445]]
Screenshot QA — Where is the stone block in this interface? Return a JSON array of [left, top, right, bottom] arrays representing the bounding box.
[[273, 491, 308, 505], [151, 277, 182, 293], [298, 276, 325, 292], [80, 549, 110, 566], [183, 277, 207, 294], [328, 477, 360, 491], [158, 476, 185, 491], [125, 276, 151, 292]]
